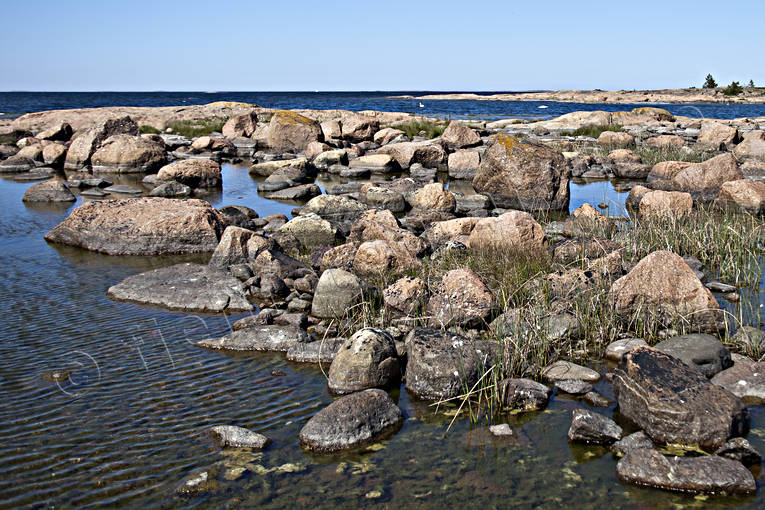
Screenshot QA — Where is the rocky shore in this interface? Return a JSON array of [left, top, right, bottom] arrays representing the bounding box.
[[3, 101, 765, 499]]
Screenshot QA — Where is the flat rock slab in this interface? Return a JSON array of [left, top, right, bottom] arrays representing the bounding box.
[[107, 263, 252, 313], [45, 197, 224, 255], [711, 361, 765, 404], [103, 184, 142, 194], [613, 346, 748, 451], [616, 448, 756, 494], [298, 389, 404, 452], [555, 379, 593, 395], [209, 425, 271, 449], [197, 325, 308, 352], [605, 338, 647, 362], [541, 360, 600, 383], [654, 333, 732, 378], [286, 338, 345, 363]]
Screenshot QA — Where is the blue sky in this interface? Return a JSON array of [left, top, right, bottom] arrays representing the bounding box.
[[2, 0, 763, 91]]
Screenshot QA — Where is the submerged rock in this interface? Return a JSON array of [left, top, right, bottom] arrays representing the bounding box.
[[209, 425, 271, 449], [613, 346, 748, 451], [567, 409, 622, 445], [107, 263, 252, 313], [22, 180, 76, 202], [616, 447, 756, 494], [197, 325, 309, 352], [298, 389, 404, 452]]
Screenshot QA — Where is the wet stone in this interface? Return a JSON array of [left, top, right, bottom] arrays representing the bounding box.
[[209, 425, 271, 449], [567, 408, 622, 445], [541, 360, 600, 383], [489, 424, 514, 437], [555, 379, 593, 395], [499, 378, 552, 412], [103, 184, 142, 194], [286, 338, 345, 363], [611, 431, 654, 457], [583, 391, 611, 408], [714, 437, 762, 465], [197, 325, 309, 352], [605, 338, 647, 362]]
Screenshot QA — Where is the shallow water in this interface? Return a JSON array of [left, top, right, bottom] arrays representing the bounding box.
[[0, 166, 763, 509]]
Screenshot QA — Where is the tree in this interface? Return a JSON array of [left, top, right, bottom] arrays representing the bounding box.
[[749, 79, 755, 88], [723, 81, 744, 96], [703, 74, 718, 89]]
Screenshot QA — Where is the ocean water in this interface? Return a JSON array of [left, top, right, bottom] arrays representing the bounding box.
[[2, 91, 765, 121]]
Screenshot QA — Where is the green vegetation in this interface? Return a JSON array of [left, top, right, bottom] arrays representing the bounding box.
[[166, 117, 228, 138], [703, 73, 718, 89], [632, 144, 716, 166], [748, 79, 755, 88], [392, 119, 449, 139], [138, 125, 161, 134], [559, 124, 622, 139], [723, 81, 744, 96]]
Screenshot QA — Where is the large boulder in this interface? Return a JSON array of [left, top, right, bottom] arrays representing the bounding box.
[[64, 116, 139, 169], [468, 210, 546, 253], [609, 250, 723, 333], [638, 190, 693, 219], [22, 180, 76, 202], [616, 448, 755, 494], [472, 134, 570, 211], [713, 179, 765, 214], [406, 182, 456, 212], [107, 263, 252, 312], [327, 328, 400, 394], [733, 130, 765, 163], [90, 134, 167, 173], [197, 325, 309, 352], [352, 240, 421, 278], [301, 194, 367, 229], [696, 121, 741, 150], [654, 334, 732, 378], [311, 268, 365, 318], [208, 226, 269, 268], [441, 121, 481, 149], [42, 143, 68, 167], [376, 141, 446, 169], [671, 153, 743, 199], [426, 268, 497, 328], [448, 149, 481, 180], [341, 115, 379, 142], [267, 110, 322, 152], [157, 159, 222, 187], [613, 346, 749, 451], [298, 389, 404, 452], [222, 110, 258, 139], [278, 213, 339, 250], [45, 197, 224, 255], [348, 209, 426, 257], [647, 161, 693, 182], [423, 217, 480, 245]]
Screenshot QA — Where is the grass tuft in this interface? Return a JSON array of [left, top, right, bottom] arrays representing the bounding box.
[[166, 117, 228, 138], [138, 125, 161, 134], [559, 124, 622, 138], [392, 119, 449, 139]]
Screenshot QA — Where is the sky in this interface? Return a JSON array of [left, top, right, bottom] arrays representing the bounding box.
[[1, 0, 763, 92]]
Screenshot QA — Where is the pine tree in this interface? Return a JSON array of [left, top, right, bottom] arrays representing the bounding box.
[[749, 79, 755, 88], [703, 74, 718, 89]]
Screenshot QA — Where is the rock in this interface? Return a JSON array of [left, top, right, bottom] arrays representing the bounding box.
[[298, 389, 403, 452], [373, 127, 405, 146], [37, 122, 73, 141], [16, 144, 44, 163], [383, 276, 427, 317], [311, 268, 364, 319], [352, 240, 421, 278], [406, 182, 456, 212], [613, 346, 749, 450], [22, 180, 76, 202], [362, 186, 406, 212], [706, 281, 736, 293], [609, 250, 723, 333], [552, 237, 621, 265], [209, 226, 262, 268], [472, 134, 569, 211], [567, 409, 622, 445], [648, 161, 693, 182], [638, 190, 693, 218], [64, 116, 139, 169], [583, 391, 611, 407], [654, 334, 732, 378], [401, 208, 456, 234], [249, 157, 309, 177], [404, 328, 493, 400], [217, 205, 260, 230], [426, 268, 496, 328], [441, 121, 481, 149], [625, 184, 650, 209], [377, 141, 446, 169], [710, 361, 765, 404], [714, 179, 765, 214], [45, 197, 224, 255], [80, 188, 108, 198], [222, 110, 258, 139], [733, 130, 765, 162], [90, 134, 167, 173], [278, 214, 338, 250], [209, 425, 270, 449], [597, 131, 634, 147], [605, 338, 647, 361], [176, 470, 216, 495], [320, 120, 342, 140], [644, 134, 685, 148], [671, 153, 743, 199], [327, 328, 400, 394], [455, 193, 491, 214], [312, 149, 348, 170], [616, 447, 756, 494], [286, 338, 345, 363], [341, 115, 379, 142], [541, 361, 600, 383], [349, 154, 399, 173], [423, 217, 480, 245], [42, 143, 67, 167], [611, 431, 654, 456], [555, 379, 593, 395], [348, 208, 426, 256], [103, 184, 142, 195], [0, 155, 36, 172], [467, 210, 546, 253], [301, 194, 367, 229], [149, 181, 192, 197], [489, 424, 514, 437], [320, 243, 359, 272], [498, 378, 552, 411], [267, 183, 321, 201], [697, 121, 741, 150], [108, 263, 251, 312], [267, 110, 322, 152], [198, 325, 308, 352], [714, 437, 762, 465], [448, 149, 481, 180], [157, 159, 221, 187], [251, 248, 310, 280]]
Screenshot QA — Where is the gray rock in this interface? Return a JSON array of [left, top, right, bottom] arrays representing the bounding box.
[[616, 447, 756, 494], [714, 437, 762, 465], [567, 408, 622, 445], [0, 155, 36, 172], [107, 263, 252, 313], [583, 391, 611, 407], [654, 334, 732, 378], [555, 379, 593, 395], [298, 389, 404, 452], [706, 281, 737, 293], [710, 361, 765, 404], [80, 188, 108, 198], [489, 424, 514, 437], [611, 431, 654, 456], [176, 470, 217, 495], [103, 184, 142, 194], [197, 325, 309, 352], [311, 268, 364, 318], [286, 338, 345, 363], [541, 360, 600, 383], [22, 180, 76, 202], [499, 378, 552, 412], [209, 425, 271, 449], [605, 338, 647, 362], [404, 328, 493, 400], [328, 328, 400, 394], [208, 227, 268, 269], [613, 346, 748, 451], [149, 181, 192, 197], [278, 213, 339, 250], [267, 184, 321, 201]]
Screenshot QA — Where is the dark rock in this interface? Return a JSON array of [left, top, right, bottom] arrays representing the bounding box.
[[22, 180, 76, 202], [103, 184, 142, 194], [654, 334, 732, 378], [80, 188, 108, 198], [107, 263, 252, 313], [0, 155, 36, 172], [616, 447, 756, 494], [286, 338, 345, 363], [328, 328, 400, 394], [298, 389, 404, 452], [611, 431, 654, 456], [149, 180, 192, 197], [714, 437, 762, 465], [567, 408, 622, 445], [498, 378, 552, 412], [218, 204, 260, 231], [583, 391, 611, 408], [209, 425, 271, 449], [555, 379, 593, 395], [197, 325, 309, 352]]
